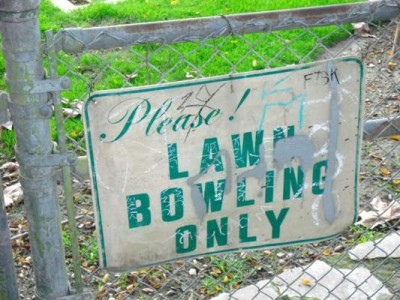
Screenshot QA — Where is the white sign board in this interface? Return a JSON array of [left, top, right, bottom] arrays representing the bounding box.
[[84, 57, 364, 271]]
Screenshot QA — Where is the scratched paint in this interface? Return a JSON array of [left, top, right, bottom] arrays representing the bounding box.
[[83, 57, 364, 271]]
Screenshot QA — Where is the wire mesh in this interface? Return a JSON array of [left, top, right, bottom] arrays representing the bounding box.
[[3, 2, 400, 299]]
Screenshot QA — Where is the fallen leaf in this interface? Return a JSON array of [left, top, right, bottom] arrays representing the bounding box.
[[18, 257, 28, 264], [125, 73, 138, 80], [115, 293, 124, 300], [1, 120, 13, 130], [95, 287, 107, 298], [301, 276, 312, 287], [352, 22, 375, 38], [371, 196, 387, 212], [149, 281, 161, 289], [170, 0, 179, 5], [70, 131, 79, 138], [393, 179, 400, 186], [189, 268, 197, 276], [221, 275, 229, 283], [3, 182, 23, 207], [101, 273, 109, 283], [142, 287, 154, 294], [0, 162, 19, 172], [63, 100, 84, 118], [0, 162, 19, 180], [389, 134, 400, 141], [380, 167, 391, 176], [357, 196, 400, 229], [322, 248, 333, 256], [233, 281, 241, 289], [126, 283, 135, 293], [63, 108, 79, 118], [212, 267, 222, 274], [214, 286, 223, 292], [210, 271, 220, 278], [263, 250, 272, 257], [388, 61, 397, 71]]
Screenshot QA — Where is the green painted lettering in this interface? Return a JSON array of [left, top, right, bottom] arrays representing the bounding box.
[[167, 143, 189, 179], [204, 109, 221, 125], [176, 225, 197, 253], [172, 114, 191, 131], [273, 125, 295, 145], [231, 130, 264, 169], [239, 214, 257, 243], [156, 117, 172, 134], [161, 188, 184, 222], [207, 217, 228, 248], [126, 193, 151, 228], [200, 137, 224, 173], [283, 166, 304, 200], [265, 170, 274, 203], [236, 178, 254, 207], [196, 179, 226, 213], [146, 99, 172, 136], [265, 208, 289, 239], [190, 113, 204, 129], [109, 99, 151, 142], [312, 160, 327, 195]]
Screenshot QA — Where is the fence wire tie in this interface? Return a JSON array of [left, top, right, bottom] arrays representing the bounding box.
[[220, 15, 234, 36]]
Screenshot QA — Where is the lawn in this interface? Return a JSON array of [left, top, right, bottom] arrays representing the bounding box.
[[39, 0, 360, 30], [0, 0, 359, 156]]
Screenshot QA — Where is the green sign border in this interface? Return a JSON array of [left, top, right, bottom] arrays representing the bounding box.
[[84, 57, 364, 268]]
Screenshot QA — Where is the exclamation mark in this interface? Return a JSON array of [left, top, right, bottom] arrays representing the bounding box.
[[229, 88, 251, 121]]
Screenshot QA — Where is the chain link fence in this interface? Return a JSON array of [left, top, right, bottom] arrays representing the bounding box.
[[3, 0, 400, 299]]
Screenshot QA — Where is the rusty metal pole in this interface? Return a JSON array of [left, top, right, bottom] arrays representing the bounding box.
[[0, 0, 70, 298]]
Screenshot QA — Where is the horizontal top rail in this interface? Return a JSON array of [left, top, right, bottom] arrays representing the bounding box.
[[54, 1, 399, 54]]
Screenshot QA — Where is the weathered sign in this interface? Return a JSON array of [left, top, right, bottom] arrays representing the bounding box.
[[84, 57, 364, 271]]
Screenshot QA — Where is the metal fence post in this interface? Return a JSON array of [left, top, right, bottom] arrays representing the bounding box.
[[0, 0, 70, 298], [0, 178, 19, 300]]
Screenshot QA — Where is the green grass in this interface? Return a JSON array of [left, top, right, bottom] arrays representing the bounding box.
[[0, 129, 15, 160], [201, 254, 259, 296], [39, 0, 360, 30], [0, 0, 360, 157], [348, 225, 385, 244], [81, 234, 99, 266]]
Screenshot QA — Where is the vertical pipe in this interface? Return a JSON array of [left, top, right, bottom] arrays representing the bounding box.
[[0, 178, 19, 300], [45, 30, 83, 293], [0, 1, 70, 298], [391, 22, 400, 57]]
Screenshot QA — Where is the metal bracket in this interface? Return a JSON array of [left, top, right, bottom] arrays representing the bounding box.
[[16, 151, 77, 168], [5, 76, 71, 94], [0, 92, 10, 124]]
